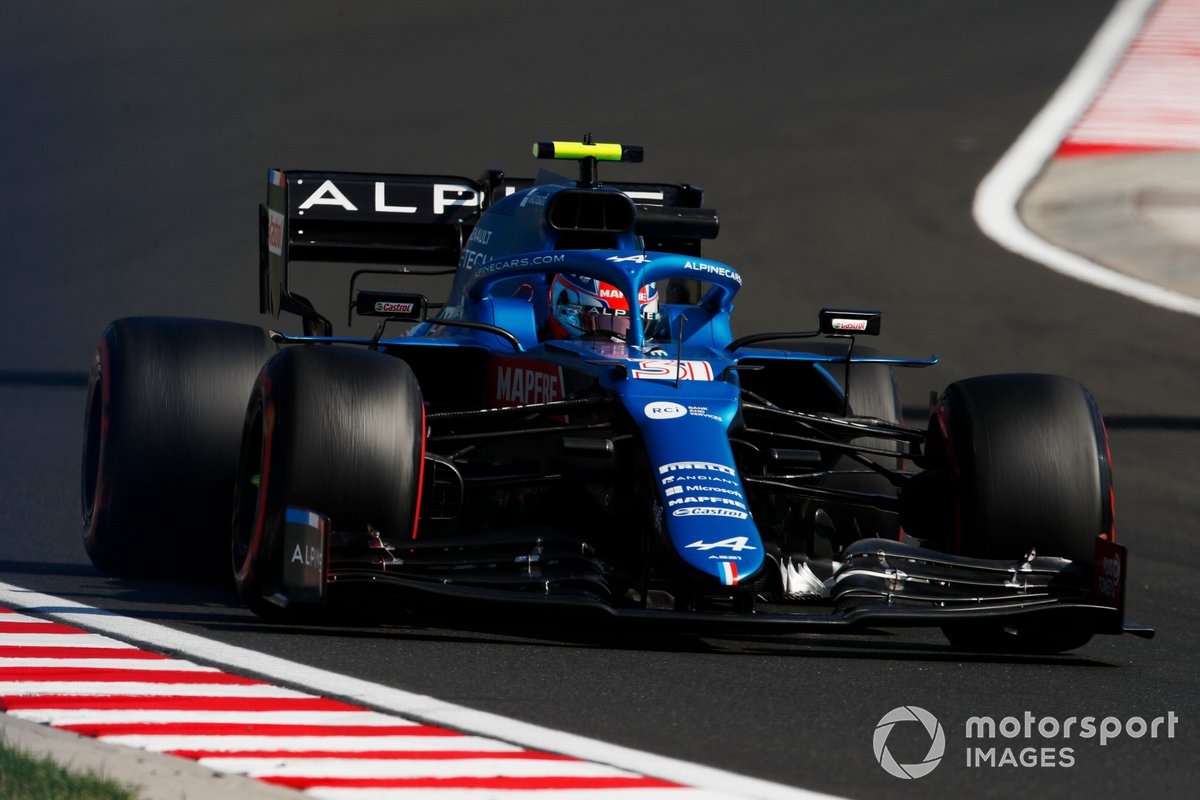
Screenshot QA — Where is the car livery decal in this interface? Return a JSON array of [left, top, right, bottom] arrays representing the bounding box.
[[488, 356, 565, 406], [630, 360, 714, 381]]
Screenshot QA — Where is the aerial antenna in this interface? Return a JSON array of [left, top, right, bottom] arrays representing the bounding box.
[[674, 313, 687, 389], [579, 132, 597, 187]]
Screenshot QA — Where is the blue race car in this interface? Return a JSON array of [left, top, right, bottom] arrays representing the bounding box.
[[81, 139, 1150, 652]]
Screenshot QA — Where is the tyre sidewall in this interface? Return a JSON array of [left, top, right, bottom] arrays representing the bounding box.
[[940, 374, 1107, 562], [82, 317, 276, 575], [233, 346, 425, 614]]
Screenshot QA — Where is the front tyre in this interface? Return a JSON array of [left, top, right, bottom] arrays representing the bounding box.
[[932, 373, 1112, 562], [232, 346, 425, 620], [927, 373, 1114, 653]]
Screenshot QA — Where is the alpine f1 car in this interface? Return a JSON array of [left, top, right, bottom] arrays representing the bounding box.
[[82, 139, 1152, 652]]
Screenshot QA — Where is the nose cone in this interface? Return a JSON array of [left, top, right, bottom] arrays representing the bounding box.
[[621, 382, 764, 588]]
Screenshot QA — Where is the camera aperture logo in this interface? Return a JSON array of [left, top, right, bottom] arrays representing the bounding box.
[[872, 706, 1180, 776], [873, 706, 946, 779]]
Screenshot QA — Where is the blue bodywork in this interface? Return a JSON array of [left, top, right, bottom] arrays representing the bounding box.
[[282, 180, 935, 591], [234, 148, 1149, 647]]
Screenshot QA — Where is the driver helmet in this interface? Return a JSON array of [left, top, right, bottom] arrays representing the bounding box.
[[547, 273, 659, 340]]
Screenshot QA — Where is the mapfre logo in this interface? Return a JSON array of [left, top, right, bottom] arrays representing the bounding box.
[[489, 357, 564, 407], [874, 706, 945, 779]]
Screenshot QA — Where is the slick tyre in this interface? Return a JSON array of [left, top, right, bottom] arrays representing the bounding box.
[[82, 317, 277, 576], [232, 346, 425, 621], [929, 374, 1114, 653], [931, 373, 1112, 562]]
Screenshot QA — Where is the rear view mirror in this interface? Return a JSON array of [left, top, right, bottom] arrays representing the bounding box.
[[819, 308, 881, 336], [355, 291, 427, 321]]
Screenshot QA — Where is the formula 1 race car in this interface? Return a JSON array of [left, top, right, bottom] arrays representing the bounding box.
[[81, 139, 1151, 652]]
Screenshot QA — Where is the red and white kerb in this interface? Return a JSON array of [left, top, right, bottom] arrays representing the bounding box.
[[0, 606, 696, 798]]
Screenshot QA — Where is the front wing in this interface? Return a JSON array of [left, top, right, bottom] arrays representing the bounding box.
[[274, 509, 1151, 640]]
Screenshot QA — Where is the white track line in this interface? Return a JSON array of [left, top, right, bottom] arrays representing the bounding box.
[[0, 633, 137, 647], [0, 681, 309, 697], [306, 792, 730, 800], [0, 581, 845, 800], [202, 757, 641, 779], [104, 734, 526, 753], [973, 0, 1200, 317], [0, 658, 218, 670], [8, 709, 421, 726]]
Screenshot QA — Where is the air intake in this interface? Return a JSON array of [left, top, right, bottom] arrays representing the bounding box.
[[547, 190, 635, 233]]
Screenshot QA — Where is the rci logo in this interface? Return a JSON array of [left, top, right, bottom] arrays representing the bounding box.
[[873, 706, 945, 779]]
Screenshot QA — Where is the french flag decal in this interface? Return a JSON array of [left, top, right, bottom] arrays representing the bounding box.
[[719, 561, 738, 586], [267, 169, 286, 187]]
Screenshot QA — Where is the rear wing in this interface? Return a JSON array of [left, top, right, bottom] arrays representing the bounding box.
[[259, 169, 710, 329]]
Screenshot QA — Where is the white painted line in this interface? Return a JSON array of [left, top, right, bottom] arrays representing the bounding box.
[[305, 791, 730, 800], [0, 614, 57, 624], [97, 734, 524, 753], [0, 681, 310, 697], [0, 633, 136, 647], [202, 756, 639, 779], [973, 0, 1200, 317], [0, 581, 845, 800], [8, 709, 419, 726], [0, 658, 219, 671]]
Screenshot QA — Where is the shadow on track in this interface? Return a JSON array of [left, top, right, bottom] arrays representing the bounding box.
[[1103, 414, 1200, 431], [2, 564, 1118, 668], [0, 560, 99, 577], [199, 614, 1114, 669], [0, 369, 88, 389], [902, 405, 1200, 432]]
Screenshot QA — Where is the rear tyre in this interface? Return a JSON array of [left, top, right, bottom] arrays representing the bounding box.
[[928, 373, 1113, 653], [82, 317, 277, 576], [232, 346, 425, 620]]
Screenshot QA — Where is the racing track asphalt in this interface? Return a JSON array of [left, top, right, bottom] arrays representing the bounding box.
[[1, 2, 1197, 798]]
